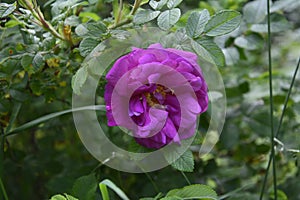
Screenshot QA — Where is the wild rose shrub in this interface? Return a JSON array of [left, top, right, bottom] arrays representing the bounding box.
[[104, 43, 209, 149]]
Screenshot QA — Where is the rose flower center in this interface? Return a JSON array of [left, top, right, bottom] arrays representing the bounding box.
[[144, 85, 169, 107]]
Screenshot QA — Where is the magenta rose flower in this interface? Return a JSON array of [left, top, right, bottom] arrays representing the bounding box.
[[104, 43, 209, 149]]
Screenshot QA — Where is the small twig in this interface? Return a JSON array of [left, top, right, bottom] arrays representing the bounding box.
[[130, 0, 141, 15], [145, 172, 159, 193], [274, 137, 300, 154], [18, 0, 65, 40], [115, 0, 124, 25], [109, 18, 132, 29], [109, 0, 141, 29]]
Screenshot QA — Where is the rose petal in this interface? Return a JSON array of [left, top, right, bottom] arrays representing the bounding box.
[[135, 108, 168, 138], [106, 55, 133, 85], [176, 60, 194, 73], [148, 43, 163, 49], [129, 96, 144, 117], [190, 76, 202, 91], [166, 48, 198, 66], [138, 53, 157, 64]]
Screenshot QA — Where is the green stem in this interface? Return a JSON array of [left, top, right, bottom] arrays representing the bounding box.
[[145, 172, 159, 193], [260, 0, 277, 199], [275, 57, 300, 138], [0, 128, 5, 200], [0, 130, 4, 178], [109, 0, 141, 29], [259, 57, 300, 200], [130, 0, 141, 15], [267, 0, 278, 197], [99, 183, 110, 200], [180, 171, 191, 185], [18, 0, 64, 40], [109, 18, 132, 29], [35, 9, 64, 40]]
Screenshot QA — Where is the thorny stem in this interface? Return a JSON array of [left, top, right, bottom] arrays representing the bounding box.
[[18, 0, 65, 40]]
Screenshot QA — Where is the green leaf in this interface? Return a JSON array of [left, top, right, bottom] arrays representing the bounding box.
[[50, 194, 67, 200], [5, 19, 20, 28], [204, 10, 241, 36], [167, 0, 183, 9], [21, 54, 34, 71], [32, 53, 45, 72], [99, 179, 130, 200], [5, 102, 22, 134], [65, 16, 80, 27], [72, 174, 97, 200], [243, 0, 267, 24], [191, 37, 225, 67], [222, 47, 240, 66], [79, 38, 100, 57], [160, 197, 182, 200], [71, 66, 87, 94], [186, 9, 210, 38], [165, 149, 194, 172], [64, 194, 79, 200], [250, 12, 291, 33], [0, 2, 16, 18], [140, 0, 150, 6], [140, 193, 164, 200], [75, 22, 107, 37], [157, 8, 181, 30], [149, 0, 168, 10], [271, 0, 300, 12], [250, 22, 291, 33], [234, 34, 264, 50], [270, 190, 288, 200], [165, 184, 218, 200], [88, 0, 98, 4], [75, 24, 89, 36], [133, 9, 161, 24], [9, 89, 30, 102], [49, 194, 79, 200], [79, 12, 101, 22]]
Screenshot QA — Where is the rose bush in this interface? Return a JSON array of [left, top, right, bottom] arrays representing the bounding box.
[[104, 43, 209, 149]]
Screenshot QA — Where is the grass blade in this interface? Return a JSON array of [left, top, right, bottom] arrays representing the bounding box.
[[4, 105, 106, 137], [275, 57, 300, 138], [0, 177, 8, 200], [5, 102, 22, 134], [99, 179, 129, 200], [99, 183, 110, 200]]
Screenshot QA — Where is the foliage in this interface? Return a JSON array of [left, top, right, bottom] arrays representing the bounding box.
[[0, 0, 299, 199]]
